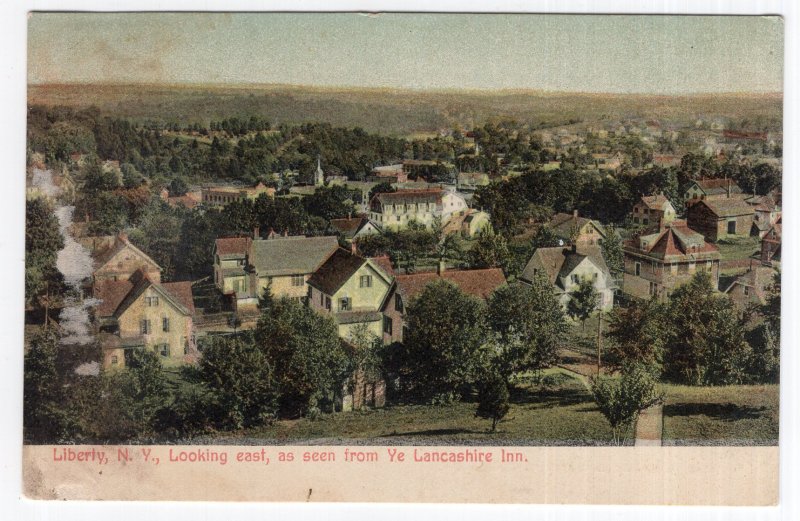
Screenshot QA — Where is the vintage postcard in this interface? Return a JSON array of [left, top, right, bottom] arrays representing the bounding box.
[[22, 12, 783, 504]]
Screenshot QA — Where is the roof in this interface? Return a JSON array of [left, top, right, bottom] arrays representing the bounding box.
[[691, 178, 743, 196], [520, 246, 610, 289], [697, 198, 754, 218], [306, 248, 368, 295], [333, 310, 383, 325], [638, 194, 672, 211], [93, 234, 161, 272], [215, 237, 252, 257], [370, 189, 443, 211], [394, 268, 506, 302], [250, 235, 339, 276], [626, 221, 719, 260], [94, 272, 194, 318], [723, 266, 778, 305], [329, 217, 378, 239], [369, 256, 395, 277], [546, 212, 605, 240]]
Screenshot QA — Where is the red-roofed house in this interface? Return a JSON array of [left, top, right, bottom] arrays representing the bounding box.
[[91, 233, 162, 288], [630, 194, 677, 227], [380, 265, 506, 344], [622, 220, 721, 300], [94, 269, 196, 369]]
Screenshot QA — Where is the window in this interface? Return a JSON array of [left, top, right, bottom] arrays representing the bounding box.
[[111, 355, 118, 365], [706, 260, 713, 272], [395, 294, 404, 313], [643, 218, 649, 226], [156, 344, 170, 358], [162, 317, 170, 332], [727, 220, 737, 234], [145, 296, 159, 307], [635, 262, 641, 276], [359, 275, 372, 288], [383, 316, 393, 335], [291, 274, 304, 287], [571, 274, 579, 284], [339, 298, 351, 311], [649, 282, 657, 296], [744, 286, 750, 296], [325, 297, 331, 310], [320, 292, 324, 306], [140, 319, 151, 335], [592, 273, 598, 281]]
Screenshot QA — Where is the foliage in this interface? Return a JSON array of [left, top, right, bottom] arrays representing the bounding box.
[[663, 272, 751, 385], [25, 198, 65, 311], [487, 279, 567, 380], [591, 364, 663, 445], [606, 298, 668, 371], [600, 225, 624, 275], [402, 280, 489, 402], [23, 328, 68, 442], [470, 227, 511, 271], [254, 298, 352, 417], [475, 371, 510, 432], [567, 278, 600, 332]]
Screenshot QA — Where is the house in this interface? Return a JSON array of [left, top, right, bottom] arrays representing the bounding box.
[[368, 164, 408, 184], [90, 233, 162, 289], [461, 210, 492, 238], [622, 220, 721, 301], [160, 187, 202, 209], [747, 195, 781, 238], [760, 219, 781, 267], [94, 269, 196, 370], [630, 194, 676, 227], [368, 188, 468, 231], [723, 265, 779, 313], [686, 198, 755, 242], [329, 216, 381, 243], [683, 178, 743, 204], [212, 233, 339, 310], [201, 182, 276, 207], [518, 246, 615, 312], [545, 211, 606, 247], [306, 248, 395, 340], [381, 265, 506, 344], [591, 152, 624, 170]]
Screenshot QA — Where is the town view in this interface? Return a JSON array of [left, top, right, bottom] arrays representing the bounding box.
[[24, 14, 782, 447]]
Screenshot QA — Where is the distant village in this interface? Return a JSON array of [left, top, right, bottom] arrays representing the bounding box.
[[24, 107, 782, 436]]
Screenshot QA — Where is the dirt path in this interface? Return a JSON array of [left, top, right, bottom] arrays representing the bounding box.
[[634, 404, 663, 446]]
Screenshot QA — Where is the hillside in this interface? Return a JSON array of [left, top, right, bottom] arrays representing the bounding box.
[[28, 83, 783, 137]]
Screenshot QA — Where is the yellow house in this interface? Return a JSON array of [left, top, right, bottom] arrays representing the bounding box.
[[91, 233, 162, 287], [213, 234, 339, 310], [94, 270, 196, 369], [306, 249, 394, 340]]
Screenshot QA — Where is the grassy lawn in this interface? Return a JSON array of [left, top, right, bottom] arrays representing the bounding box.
[[716, 236, 760, 262], [196, 368, 619, 446], [662, 384, 778, 446]]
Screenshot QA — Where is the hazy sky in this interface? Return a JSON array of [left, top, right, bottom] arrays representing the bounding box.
[[28, 13, 783, 94]]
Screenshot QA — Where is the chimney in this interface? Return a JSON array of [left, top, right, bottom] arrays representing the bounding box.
[[727, 179, 732, 198], [117, 232, 128, 243], [438, 259, 446, 275], [283, 229, 289, 237], [253, 226, 260, 239], [351, 240, 358, 255], [573, 209, 579, 219]]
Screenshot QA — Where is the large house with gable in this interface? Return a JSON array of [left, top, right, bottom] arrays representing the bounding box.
[[545, 211, 607, 248], [518, 245, 616, 312], [622, 220, 721, 300], [630, 194, 676, 227], [686, 198, 755, 242], [368, 188, 468, 231], [213, 233, 339, 310], [88, 233, 162, 289], [683, 178, 743, 205]]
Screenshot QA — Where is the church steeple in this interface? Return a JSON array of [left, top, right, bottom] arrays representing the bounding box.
[[314, 155, 324, 187]]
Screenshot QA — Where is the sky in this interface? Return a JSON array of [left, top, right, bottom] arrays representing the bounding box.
[[27, 13, 784, 94]]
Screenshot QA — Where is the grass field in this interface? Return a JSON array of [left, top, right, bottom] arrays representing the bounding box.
[[661, 384, 778, 446], [193, 368, 620, 446], [717, 236, 760, 262]]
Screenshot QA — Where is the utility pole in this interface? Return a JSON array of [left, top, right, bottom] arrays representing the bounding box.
[[596, 310, 603, 375]]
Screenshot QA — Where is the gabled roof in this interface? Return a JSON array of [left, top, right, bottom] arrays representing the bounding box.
[[394, 268, 506, 302], [723, 266, 778, 305], [94, 270, 194, 318], [215, 236, 252, 257], [370, 189, 443, 211], [329, 217, 379, 239], [696, 198, 754, 218], [690, 178, 743, 196], [638, 194, 673, 211], [520, 246, 610, 290], [250, 235, 339, 276], [93, 234, 161, 272], [546, 212, 605, 240], [306, 248, 393, 296], [627, 221, 718, 260]]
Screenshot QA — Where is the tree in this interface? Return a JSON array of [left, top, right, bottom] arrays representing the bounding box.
[[600, 225, 624, 276], [746, 271, 781, 383], [368, 181, 396, 201], [198, 333, 278, 428], [254, 298, 351, 417], [470, 227, 511, 270], [25, 198, 65, 312], [606, 298, 667, 371], [169, 176, 190, 196], [663, 271, 751, 385], [487, 279, 567, 381], [402, 280, 489, 402], [475, 371, 510, 432], [567, 278, 600, 333], [24, 329, 68, 442], [591, 364, 663, 445]]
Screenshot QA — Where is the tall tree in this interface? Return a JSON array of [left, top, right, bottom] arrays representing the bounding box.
[[470, 227, 511, 271], [591, 364, 663, 445], [475, 371, 510, 432], [567, 278, 600, 333]]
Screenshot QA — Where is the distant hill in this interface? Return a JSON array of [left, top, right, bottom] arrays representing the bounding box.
[[28, 83, 783, 137]]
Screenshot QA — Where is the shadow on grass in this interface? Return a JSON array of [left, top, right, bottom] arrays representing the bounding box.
[[378, 428, 482, 437], [508, 385, 590, 409], [664, 403, 767, 422]]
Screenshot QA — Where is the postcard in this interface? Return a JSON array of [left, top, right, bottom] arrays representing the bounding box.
[[22, 12, 783, 504]]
